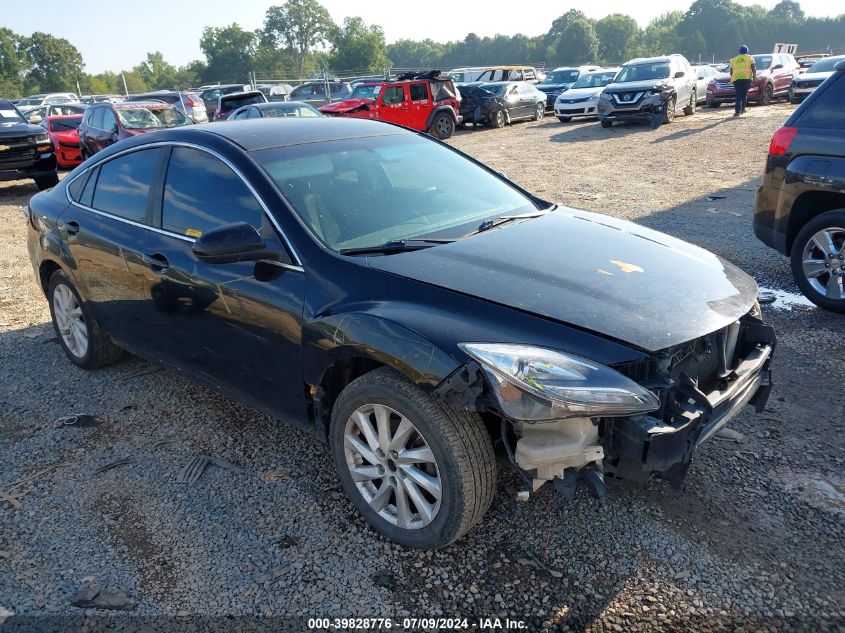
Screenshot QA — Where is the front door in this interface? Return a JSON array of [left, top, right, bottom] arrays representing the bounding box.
[[59, 147, 166, 354], [377, 84, 409, 125], [138, 145, 307, 424]]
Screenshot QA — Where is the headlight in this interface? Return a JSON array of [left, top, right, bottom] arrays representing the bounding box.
[[587, 93, 599, 102], [598, 93, 611, 101], [460, 343, 660, 421], [33, 134, 50, 143]]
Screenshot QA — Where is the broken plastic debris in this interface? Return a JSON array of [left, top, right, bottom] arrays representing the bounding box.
[[715, 428, 746, 442], [176, 455, 243, 484], [94, 457, 135, 475], [70, 584, 134, 611]]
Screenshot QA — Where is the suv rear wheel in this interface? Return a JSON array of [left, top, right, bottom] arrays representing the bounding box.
[[759, 84, 774, 105], [683, 91, 696, 116], [329, 367, 496, 548], [429, 113, 455, 140], [790, 210, 845, 312]]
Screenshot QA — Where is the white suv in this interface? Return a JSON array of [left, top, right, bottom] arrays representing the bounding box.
[[15, 93, 79, 108]]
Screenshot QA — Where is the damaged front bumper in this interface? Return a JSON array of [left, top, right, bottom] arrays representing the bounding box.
[[439, 313, 776, 500]]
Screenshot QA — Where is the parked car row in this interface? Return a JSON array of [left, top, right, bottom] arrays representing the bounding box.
[[706, 53, 800, 108]]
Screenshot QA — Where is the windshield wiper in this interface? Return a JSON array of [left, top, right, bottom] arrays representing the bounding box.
[[339, 238, 454, 256], [462, 210, 552, 238]]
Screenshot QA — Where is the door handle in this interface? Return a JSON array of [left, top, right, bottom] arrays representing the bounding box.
[[142, 253, 170, 273], [60, 219, 80, 236]]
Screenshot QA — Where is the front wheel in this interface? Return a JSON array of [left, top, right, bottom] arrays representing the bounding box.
[[790, 210, 845, 313], [48, 270, 124, 369], [759, 84, 774, 105], [533, 103, 544, 121], [600, 119, 613, 128], [329, 368, 496, 548], [663, 96, 676, 124], [557, 116, 572, 123], [35, 173, 59, 190], [429, 113, 455, 140]]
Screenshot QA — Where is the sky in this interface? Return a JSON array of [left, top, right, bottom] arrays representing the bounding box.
[[6, 0, 843, 73]]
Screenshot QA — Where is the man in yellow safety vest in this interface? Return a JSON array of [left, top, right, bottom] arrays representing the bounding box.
[[729, 45, 757, 116]]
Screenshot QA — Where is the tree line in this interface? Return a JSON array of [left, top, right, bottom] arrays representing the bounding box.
[[1, 0, 842, 97]]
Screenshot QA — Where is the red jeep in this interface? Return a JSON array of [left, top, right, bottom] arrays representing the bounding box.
[[319, 71, 462, 139]]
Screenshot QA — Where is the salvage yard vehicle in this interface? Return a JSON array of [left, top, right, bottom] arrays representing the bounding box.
[[474, 66, 541, 84], [789, 55, 845, 103], [126, 91, 208, 123], [319, 82, 383, 115], [472, 81, 546, 128], [228, 101, 322, 120], [598, 55, 697, 128], [457, 84, 508, 128], [287, 81, 352, 108], [16, 92, 79, 107], [199, 84, 250, 121], [706, 53, 799, 107], [21, 102, 86, 125], [214, 90, 268, 121], [554, 69, 619, 122], [78, 101, 192, 158], [44, 115, 84, 168], [754, 60, 845, 312], [26, 117, 776, 548], [0, 99, 58, 189], [537, 65, 602, 110], [692, 65, 717, 103], [319, 72, 461, 139]]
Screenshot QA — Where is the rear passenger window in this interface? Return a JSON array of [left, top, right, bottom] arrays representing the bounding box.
[[161, 147, 263, 238], [409, 83, 428, 101], [90, 108, 104, 130], [92, 149, 163, 222], [796, 76, 845, 130]]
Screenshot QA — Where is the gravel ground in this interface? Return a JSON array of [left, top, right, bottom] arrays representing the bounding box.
[[1, 103, 844, 632]]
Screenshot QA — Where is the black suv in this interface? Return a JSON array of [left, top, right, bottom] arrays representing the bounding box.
[[0, 99, 58, 190], [754, 60, 845, 312]]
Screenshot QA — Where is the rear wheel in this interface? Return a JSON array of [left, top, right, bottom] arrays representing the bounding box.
[[35, 173, 59, 190], [600, 119, 613, 128], [490, 109, 506, 128], [557, 116, 572, 123], [790, 210, 845, 313], [329, 368, 496, 548], [533, 103, 544, 121], [47, 270, 124, 369], [429, 113, 455, 140]]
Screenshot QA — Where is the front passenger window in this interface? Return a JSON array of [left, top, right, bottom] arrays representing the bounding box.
[[161, 147, 264, 238]]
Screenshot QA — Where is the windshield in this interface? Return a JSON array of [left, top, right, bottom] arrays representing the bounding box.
[[264, 104, 321, 117], [116, 107, 190, 129], [349, 84, 381, 99], [0, 106, 25, 124], [542, 70, 580, 84], [615, 63, 670, 83], [753, 55, 773, 68], [253, 134, 537, 252], [572, 71, 617, 88], [808, 57, 840, 73], [291, 84, 323, 98], [17, 98, 42, 107], [50, 117, 82, 131], [479, 83, 510, 97]]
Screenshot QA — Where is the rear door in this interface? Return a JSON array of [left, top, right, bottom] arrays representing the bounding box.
[[407, 82, 431, 130], [516, 83, 534, 117], [60, 148, 165, 353], [138, 145, 307, 423]]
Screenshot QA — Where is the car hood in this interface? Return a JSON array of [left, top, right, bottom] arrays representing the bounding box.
[[0, 121, 45, 136], [798, 71, 834, 81], [366, 209, 758, 352], [604, 79, 669, 93], [556, 87, 602, 100], [320, 98, 374, 113], [538, 83, 573, 92]]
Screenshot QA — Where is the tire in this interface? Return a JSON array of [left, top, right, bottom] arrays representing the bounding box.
[[707, 100, 720, 108], [533, 103, 544, 121], [789, 210, 845, 313], [329, 367, 496, 549], [759, 84, 773, 106], [789, 96, 801, 105], [557, 116, 572, 123], [489, 109, 506, 128], [429, 113, 455, 140], [683, 91, 696, 116], [48, 270, 125, 369], [600, 119, 613, 128], [35, 173, 59, 190], [663, 96, 676, 124]]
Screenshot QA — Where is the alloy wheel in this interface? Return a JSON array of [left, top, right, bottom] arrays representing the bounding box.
[[343, 403, 442, 529], [801, 227, 845, 301], [53, 284, 88, 358]]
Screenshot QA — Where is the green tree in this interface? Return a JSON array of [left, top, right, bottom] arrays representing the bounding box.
[[200, 23, 256, 83], [119, 70, 149, 94], [0, 28, 26, 97], [547, 12, 598, 65], [641, 11, 684, 56], [595, 14, 641, 64], [263, 0, 335, 78], [769, 0, 805, 21], [173, 60, 207, 89], [329, 16, 389, 73], [137, 51, 177, 89], [24, 32, 84, 93]]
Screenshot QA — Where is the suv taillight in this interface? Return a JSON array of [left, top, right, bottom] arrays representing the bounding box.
[[769, 126, 797, 156], [181, 94, 196, 107]]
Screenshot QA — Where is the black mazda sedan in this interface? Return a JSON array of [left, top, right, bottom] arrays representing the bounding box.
[[25, 118, 775, 548]]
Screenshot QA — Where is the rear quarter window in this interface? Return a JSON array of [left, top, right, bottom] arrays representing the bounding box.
[[796, 74, 845, 130], [91, 149, 163, 223]]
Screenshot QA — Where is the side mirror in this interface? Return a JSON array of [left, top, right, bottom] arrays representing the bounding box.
[[772, 64, 783, 70], [192, 222, 283, 264], [29, 114, 43, 124], [674, 71, 685, 78]]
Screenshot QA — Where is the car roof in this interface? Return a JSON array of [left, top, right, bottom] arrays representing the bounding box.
[[111, 101, 176, 109], [158, 118, 409, 152], [624, 56, 675, 65]]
